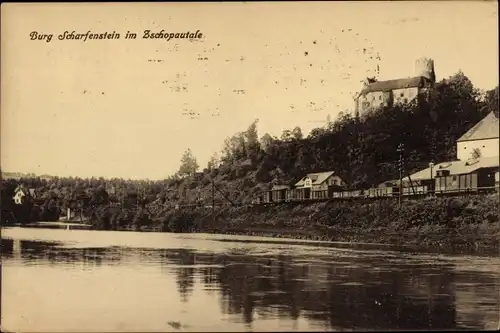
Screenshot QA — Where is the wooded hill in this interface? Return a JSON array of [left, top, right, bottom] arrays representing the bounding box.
[[1, 71, 498, 226]]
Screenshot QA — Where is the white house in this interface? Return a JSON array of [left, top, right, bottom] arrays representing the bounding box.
[[293, 171, 344, 200], [456, 111, 499, 161], [354, 57, 436, 117], [12, 186, 36, 205], [13, 187, 25, 205]]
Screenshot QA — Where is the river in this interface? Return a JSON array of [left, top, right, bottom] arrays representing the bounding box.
[[1, 227, 499, 332]]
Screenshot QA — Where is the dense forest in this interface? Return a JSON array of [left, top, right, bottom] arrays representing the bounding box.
[[1, 71, 499, 231]]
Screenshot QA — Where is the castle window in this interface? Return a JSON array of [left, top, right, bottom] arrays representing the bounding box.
[[400, 92, 404, 97]]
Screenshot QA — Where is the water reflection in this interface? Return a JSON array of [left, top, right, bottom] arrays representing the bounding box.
[[1, 235, 498, 331]]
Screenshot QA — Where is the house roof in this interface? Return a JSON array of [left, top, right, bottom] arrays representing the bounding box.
[[295, 171, 336, 187], [401, 156, 500, 182], [359, 76, 432, 95], [457, 111, 500, 142]]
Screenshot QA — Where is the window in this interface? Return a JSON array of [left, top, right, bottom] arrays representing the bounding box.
[[379, 95, 382, 100], [482, 145, 485, 148], [403, 98, 408, 103], [452, 175, 457, 181], [400, 92, 404, 97]]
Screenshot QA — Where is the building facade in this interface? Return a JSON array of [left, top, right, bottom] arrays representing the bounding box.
[[292, 171, 344, 200], [354, 57, 436, 117]]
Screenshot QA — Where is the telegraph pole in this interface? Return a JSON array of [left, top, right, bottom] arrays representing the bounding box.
[[397, 143, 404, 208], [211, 179, 215, 222]]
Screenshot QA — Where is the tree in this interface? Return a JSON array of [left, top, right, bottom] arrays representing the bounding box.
[[178, 148, 199, 178], [132, 207, 152, 231], [484, 86, 499, 115], [207, 152, 219, 170], [244, 119, 260, 155], [471, 148, 481, 159], [280, 129, 293, 142], [291, 126, 303, 140], [260, 133, 274, 152]]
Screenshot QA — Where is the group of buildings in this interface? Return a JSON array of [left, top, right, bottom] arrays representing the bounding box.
[[256, 108, 499, 204], [255, 57, 499, 204], [9, 57, 500, 209], [354, 57, 436, 117]]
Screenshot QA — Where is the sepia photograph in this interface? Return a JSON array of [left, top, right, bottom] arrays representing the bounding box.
[[1, 1, 499, 332]]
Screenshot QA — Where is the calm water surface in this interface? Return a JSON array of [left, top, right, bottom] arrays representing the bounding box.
[[1, 227, 499, 332]]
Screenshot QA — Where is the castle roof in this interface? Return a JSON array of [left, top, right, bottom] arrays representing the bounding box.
[[457, 111, 500, 142], [359, 76, 433, 95]]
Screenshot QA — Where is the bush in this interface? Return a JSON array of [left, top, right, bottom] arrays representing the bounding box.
[[166, 210, 197, 233]]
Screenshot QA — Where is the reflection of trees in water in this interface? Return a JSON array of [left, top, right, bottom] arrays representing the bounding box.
[[5, 239, 498, 330], [167, 249, 196, 303], [214, 254, 306, 323], [190, 252, 464, 330], [2, 239, 122, 268], [453, 271, 500, 329]]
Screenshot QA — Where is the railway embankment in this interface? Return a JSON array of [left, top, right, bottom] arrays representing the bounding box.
[[161, 194, 500, 252]]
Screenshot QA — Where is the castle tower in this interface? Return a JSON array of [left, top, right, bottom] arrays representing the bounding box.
[[414, 57, 436, 83]]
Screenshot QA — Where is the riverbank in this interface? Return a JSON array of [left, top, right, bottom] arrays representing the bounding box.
[[160, 194, 500, 252]]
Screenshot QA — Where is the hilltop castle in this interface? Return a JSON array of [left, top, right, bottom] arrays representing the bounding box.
[[354, 57, 436, 117]]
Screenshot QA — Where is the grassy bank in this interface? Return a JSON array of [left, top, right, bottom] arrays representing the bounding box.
[[158, 194, 499, 252]]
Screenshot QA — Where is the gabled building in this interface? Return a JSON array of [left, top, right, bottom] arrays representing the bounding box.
[[292, 171, 344, 200], [456, 111, 499, 161], [13, 187, 26, 205], [13, 186, 36, 205], [354, 57, 436, 117]]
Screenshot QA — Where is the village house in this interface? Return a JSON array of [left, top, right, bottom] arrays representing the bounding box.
[[292, 171, 344, 200], [269, 184, 291, 202], [354, 57, 436, 117], [13, 186, 25, 204], [13, 186, 36, 205]]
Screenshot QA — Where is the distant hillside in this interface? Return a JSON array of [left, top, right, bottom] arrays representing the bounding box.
[[1, 72, 498, 227], [1, 171, 54, 180]]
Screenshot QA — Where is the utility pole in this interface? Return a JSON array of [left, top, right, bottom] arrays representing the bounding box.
[[211, 179, 215, 222], [429, 161, 435, 195], [397, 143, 404, 208]]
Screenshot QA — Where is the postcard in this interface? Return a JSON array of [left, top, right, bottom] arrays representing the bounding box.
[[1, 2, 499, 332]]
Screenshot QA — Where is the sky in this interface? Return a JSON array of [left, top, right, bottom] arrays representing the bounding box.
[[1, 1, 498, 180]]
